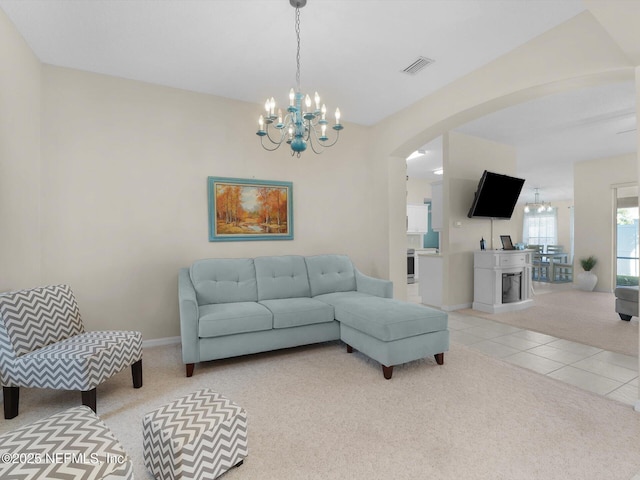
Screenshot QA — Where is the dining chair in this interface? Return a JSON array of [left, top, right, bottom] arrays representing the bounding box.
[[527, 244, 544, 253]]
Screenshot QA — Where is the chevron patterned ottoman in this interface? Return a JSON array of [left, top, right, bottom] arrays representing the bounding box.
[[0, 405, 133, 479], [143, 389, 248, 480]]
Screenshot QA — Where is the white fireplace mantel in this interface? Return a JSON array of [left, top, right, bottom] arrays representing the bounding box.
[[472, 250, 534, 314]]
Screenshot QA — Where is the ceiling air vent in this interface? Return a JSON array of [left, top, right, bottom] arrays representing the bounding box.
[[401, 56, 435, 75]]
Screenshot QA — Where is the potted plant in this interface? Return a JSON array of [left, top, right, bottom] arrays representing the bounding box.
[[577, 255, 597, 291]]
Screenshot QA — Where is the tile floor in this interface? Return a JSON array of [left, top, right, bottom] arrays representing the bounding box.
[[408, 282, 640, 408]]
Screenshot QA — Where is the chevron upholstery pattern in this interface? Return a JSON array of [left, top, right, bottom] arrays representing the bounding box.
[[143, 389, 248, 480], [0, 405, 133, 479], [0, 284, 143, 418], [0, 284, 84, 357], [2, 330, 143, 390]]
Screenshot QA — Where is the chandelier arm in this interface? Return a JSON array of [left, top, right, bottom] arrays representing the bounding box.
[[304, 130, 322, 154], [260, 136, 284, 152], [319, 129, 341, 148], [309, 143, 323, 154], [263, 125, 287, 145], [306, 125, 322, 154], [304, 119, 340, 149]]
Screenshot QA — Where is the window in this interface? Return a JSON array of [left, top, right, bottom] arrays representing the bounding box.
[[523, 209, 557, 247]]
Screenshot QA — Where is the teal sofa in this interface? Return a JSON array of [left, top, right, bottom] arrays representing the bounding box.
[[178, 254, 449, 379]]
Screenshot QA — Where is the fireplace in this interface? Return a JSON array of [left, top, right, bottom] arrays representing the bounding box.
[[472, 250, 533, 313], [502, 272, 522, 303], [407, 249, 415, 284]]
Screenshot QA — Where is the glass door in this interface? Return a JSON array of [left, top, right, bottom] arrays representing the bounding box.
[[615, 185, 639, 287]]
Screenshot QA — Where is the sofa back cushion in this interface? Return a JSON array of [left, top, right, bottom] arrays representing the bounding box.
[[305, 255, 356, 297], [190, 258, 257, 305], [255, 256, 311, 301]]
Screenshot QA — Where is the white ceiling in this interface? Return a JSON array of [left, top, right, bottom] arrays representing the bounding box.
[[0, 0, 585, 126], [1, 0, 635, 202], [407, 81, 637, 201]]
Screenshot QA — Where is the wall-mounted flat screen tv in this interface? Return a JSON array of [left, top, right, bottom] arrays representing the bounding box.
[[467, 170, 525, 219]]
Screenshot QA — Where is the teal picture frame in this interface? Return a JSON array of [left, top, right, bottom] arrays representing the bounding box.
[[208, 177, 294, 242]]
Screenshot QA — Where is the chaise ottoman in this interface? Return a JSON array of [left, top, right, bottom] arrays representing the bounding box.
[[0, 405, 133, 479], [143, 389, 248, 480], [333, 296, 449, 379]]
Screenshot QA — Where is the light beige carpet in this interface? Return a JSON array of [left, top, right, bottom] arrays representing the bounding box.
[[2, 341, 640, 479], [461, 289, 639, 357]]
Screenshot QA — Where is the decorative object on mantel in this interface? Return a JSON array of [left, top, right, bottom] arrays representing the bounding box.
[[577, 255, 598, 291], [256, 0, 343, 157], [524, 188, 553, 213], [208, 177, 293, 242]]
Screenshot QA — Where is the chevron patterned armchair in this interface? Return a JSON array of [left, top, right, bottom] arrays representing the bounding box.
[[0, 284, 143, 419]]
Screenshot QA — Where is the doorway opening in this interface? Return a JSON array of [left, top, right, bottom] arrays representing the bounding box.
[[615, 185, 639, 287]]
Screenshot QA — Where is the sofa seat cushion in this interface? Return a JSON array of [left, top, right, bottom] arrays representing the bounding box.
[[615, 286, 638, 302], [334, 297, 447, 342], [199, 302, 272, 338], [312, 291, 373, 306], [259, 298, 334, 329]]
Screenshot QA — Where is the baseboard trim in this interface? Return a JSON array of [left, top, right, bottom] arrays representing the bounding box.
[[143, 336, 181, 349], [442, 303, 472, 312]]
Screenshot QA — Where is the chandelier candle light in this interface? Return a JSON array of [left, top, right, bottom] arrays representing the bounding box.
[[256, 0, 343, 157]]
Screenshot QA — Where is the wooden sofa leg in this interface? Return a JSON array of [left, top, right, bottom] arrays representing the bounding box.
[[619, 313, 632, 321], [3, 386, 19, 420], [382, 365, 393, 380], [346, 344, 353, 353], [82, 388, 97, 413], [186, 363, 195, 377], [132, 359, 143, 388], [434, 353, 444, 365]]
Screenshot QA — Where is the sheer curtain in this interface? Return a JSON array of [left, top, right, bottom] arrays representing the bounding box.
[[523, 208, 558, 247]]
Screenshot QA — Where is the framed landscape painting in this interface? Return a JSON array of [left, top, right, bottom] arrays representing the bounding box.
[[208, 177, 293, 241]]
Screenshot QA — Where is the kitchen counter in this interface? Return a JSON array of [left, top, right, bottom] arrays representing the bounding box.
[[416, 250, 441, 257], [417, 254, 443, 307]]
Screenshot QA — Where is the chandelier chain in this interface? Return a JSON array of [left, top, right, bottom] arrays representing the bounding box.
[[295, 6, 301, 92]]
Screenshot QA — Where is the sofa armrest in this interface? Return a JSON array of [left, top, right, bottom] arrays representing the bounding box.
[[178, 268, 199, 364], [355, 269, 393, 298]]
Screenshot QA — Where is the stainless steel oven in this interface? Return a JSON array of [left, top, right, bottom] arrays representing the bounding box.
[[407, 249, 415, 284]]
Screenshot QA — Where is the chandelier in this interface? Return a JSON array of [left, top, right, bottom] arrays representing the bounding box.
[[256, 0, 343, 157], [524, 188, 553, 213]]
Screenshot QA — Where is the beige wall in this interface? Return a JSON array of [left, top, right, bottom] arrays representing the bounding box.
[[36, 66, 374, 339], [0, 10, 42, 291], [441, 132, 517, 308], [574, 153, 637, 292], [554, 200, 574, 256]]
